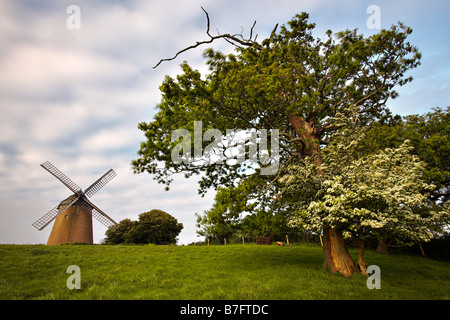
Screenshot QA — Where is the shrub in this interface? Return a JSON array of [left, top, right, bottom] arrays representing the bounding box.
[[105, 210, 183, 245]]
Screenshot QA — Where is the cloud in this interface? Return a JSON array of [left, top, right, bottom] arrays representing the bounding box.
[[0, 0, 449, 245], [79, 125, 139, 153]]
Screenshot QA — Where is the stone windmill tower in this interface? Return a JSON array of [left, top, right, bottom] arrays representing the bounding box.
[[32, 161, 118, 245]]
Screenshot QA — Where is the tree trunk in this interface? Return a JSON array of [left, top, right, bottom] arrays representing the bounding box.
[[357, 240, 368, 276], [289, 115, 359, 277], [322, 228, 359, 278], [288, 114, 323, 164], [376, 240, 391, 254]]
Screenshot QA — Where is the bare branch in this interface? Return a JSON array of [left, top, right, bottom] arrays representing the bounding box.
[[154, 7, 262, 68], [204, 7, 211, 35], [270, 23, 279, 39], [249, 20, 257, 40]]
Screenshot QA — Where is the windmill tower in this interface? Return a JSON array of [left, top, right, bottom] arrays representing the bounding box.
[[32, 161, 118, 245]]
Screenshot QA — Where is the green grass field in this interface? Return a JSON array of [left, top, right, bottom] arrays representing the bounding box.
[[0, 243, 448, 300]]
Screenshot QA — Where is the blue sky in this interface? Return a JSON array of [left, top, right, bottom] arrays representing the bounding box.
[[0, 0, 449, 244]]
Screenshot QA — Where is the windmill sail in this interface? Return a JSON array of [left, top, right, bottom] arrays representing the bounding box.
[[79, 197, 117, 228], [84, 169, 117, 198], [41, 161, 82, 194], [32, 195, 81, 230]]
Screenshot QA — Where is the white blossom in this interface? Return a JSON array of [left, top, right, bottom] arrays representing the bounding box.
[[281, 121, 449, 246]]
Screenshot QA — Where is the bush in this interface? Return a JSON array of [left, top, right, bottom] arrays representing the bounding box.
[[104, 218, 136, 244], [104, 209, 183, 245]]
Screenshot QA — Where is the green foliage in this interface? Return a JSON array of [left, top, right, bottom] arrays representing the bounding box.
[[195, 178, 260, 242], [362, 107, 450, 204], [105, 209, 183, 245], [104, 218, 135, 244], [196, 175, 299, 242], [283, 120, 450, 247], [240, 208, 300, 241]]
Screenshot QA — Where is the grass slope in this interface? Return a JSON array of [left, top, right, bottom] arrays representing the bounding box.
[[0, 243, 448, 300]]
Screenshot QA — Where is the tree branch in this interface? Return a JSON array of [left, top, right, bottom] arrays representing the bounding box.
[[154, 7, 262, 68]]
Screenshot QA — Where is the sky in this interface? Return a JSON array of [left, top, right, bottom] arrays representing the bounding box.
[[0, 0, 449, 245]]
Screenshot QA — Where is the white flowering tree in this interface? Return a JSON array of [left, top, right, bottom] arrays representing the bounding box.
[[283, 124, 450, 277]]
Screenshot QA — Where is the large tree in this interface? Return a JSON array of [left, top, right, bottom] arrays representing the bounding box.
[[132, 11, 421, 276]]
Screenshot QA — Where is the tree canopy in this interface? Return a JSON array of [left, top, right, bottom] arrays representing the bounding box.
[[362, 107, 450, 205], [132, 12, 421, 195], [105, 209, 183, 245]]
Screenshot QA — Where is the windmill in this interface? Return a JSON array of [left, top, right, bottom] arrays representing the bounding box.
[[33, 161, 118, 245]]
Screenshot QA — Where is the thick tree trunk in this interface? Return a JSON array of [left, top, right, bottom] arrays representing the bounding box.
[[322, 228, 359, 278], [357, 239, 368, 276], [288, 114, 323, 164]]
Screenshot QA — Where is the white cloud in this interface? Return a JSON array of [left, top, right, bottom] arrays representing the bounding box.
[[0, 0, 449, 245], [1, 45, 132, 95], [80, 125, 139, 153]]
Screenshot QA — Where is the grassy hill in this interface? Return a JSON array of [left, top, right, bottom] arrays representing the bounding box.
[[0, 243, 448, 300]]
